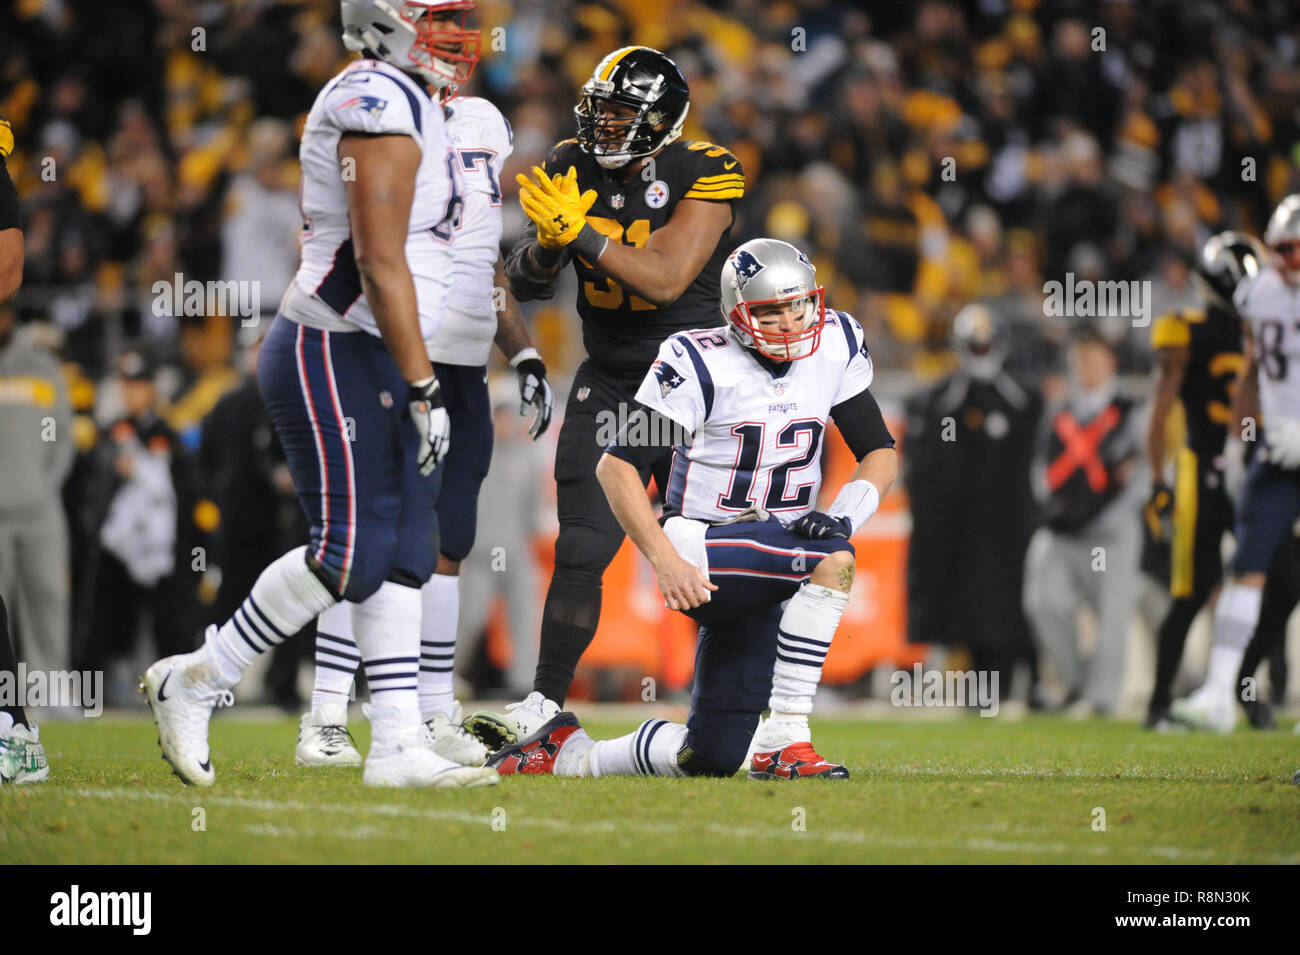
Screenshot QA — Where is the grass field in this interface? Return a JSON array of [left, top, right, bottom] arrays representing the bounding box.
[[4, 709, 1299, 864]]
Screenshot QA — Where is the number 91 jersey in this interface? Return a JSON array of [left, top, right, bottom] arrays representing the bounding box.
[[542, 137, 745, 374], [635, 310, 875, 524], [1236, 267, 1300, 426]]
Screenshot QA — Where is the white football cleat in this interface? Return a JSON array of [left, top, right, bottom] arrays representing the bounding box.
[[140, 653, 232, 787], [1170, 685, 1237, 734], [423, 701, 489, 766], [463, 691, 560, 751], [363, 706, 498, 789], [0, 723, 50, 784], [296, 701, 363, 767]]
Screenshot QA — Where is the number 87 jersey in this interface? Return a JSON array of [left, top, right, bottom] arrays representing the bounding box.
[[1236, 265, 1300, 429], [635, 310, 876, 524]]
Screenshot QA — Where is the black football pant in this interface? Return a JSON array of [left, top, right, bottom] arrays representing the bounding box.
[[535, 359, 670, 705], [0, 594, 27, 728]]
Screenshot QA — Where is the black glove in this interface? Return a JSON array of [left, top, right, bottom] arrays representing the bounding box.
[[1144, 482, 1173, 541], [789, 510, 853, 540], [407, 376, 451, 475], [513, 354, 553, 439]]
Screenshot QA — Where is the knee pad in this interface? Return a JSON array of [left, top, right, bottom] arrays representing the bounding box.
[[550, 559, 606, 591], [554, 525, 623, 580]]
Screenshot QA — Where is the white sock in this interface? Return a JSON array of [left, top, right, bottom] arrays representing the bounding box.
[[418, 573, 459, 720], [585, 719, 688, 777], [203, 546, 336, 687], [554, 729, 595, 776], [313, 600, 359, 712], [769, 582, 849, 718], [353, 582, 421, 725], [1205, 582, 1263, 695]]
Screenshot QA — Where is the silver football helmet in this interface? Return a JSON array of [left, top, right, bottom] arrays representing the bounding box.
[[340, 0, 479, 90], [720, 238, 826, 361], [1195, 231, 1269, 310], [1264, 194, 1300, 283], [951, 303, 1006, 381]]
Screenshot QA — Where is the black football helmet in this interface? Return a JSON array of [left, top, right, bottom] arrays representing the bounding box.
[[574, 46, 690, 169], [1195, 230, 1269, 310]]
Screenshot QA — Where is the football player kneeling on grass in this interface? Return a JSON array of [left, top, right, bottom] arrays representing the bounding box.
[[486, 238, 897, 780]]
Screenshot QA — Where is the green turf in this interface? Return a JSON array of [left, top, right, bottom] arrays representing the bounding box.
[[4, 713, 1298, 864]]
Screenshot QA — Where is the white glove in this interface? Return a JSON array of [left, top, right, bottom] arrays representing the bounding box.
[[408, 376, 451, 475], [1221, 439, 1247, 504], [1266, 416, 1300, 470], [510, 348, 553, 439]]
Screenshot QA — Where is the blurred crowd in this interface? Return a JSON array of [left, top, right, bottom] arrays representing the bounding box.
[[1, 0, 1298, 709]]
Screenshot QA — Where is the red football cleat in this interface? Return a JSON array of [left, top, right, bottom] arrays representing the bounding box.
[[486, 712, 582, 775], [749, 742, 849, 780]]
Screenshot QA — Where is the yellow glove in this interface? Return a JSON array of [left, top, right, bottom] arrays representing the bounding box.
[[516, 165, 600, 250], [0, 116, 13, 161]]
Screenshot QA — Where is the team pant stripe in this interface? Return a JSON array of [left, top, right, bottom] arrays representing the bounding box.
[[319, 329, 357, 595], [295, 323, 331, 569]]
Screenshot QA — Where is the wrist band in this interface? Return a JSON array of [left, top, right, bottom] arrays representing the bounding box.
[[510, 347, 541, 368], [569, 223, 609, 262], [828, 480, 880, 535]]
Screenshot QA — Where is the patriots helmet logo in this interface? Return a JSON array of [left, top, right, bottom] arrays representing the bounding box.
[[729, 248, 764, 291], [652, 359, 686, 397], [337, 95, 388, 119]]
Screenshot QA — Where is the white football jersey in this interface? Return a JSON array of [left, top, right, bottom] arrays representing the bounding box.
[[427, 95, 513, 365], [1235, 267, 1300, 425], [290, 59, 462, 340], [636, 310, 875, 524]]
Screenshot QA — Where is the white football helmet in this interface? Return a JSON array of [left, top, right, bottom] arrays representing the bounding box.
[[1264, 193, 1300, 284], [720, 238, 826, 361], [340, 0, 480, 89]]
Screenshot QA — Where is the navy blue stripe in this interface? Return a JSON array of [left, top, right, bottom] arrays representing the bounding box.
[[317, 632, 358, 650], [673, 335, 713, 418], [316, 649, 361, 665], [632, 721, 652, 775], [835, 311, 858, 368], [316, 659, 358, 674], [232, 610, 270, 650], [640, 719, 668, 777], [371, 684, 418, 692], [231, 615, 262, 654], [364, 656, 419, 667], [776, 649, 824, 666], [778, 629, 831, 649], [666, 447, 689, 509], [420, 665, 454, 673], [246, 596, 288, 643], [502, 115, 513, 146], [366, 672, 417, 682], [315, 238, 363, 315]]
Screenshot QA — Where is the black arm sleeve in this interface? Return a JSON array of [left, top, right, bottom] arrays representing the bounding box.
[[604, 404, 679, 473], [831, 387, 895, 460], [0, 162, 19, 232], [504, 219, 569, 302]]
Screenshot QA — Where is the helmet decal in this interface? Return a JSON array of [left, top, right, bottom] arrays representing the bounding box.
[[729, 249, 764, 292]]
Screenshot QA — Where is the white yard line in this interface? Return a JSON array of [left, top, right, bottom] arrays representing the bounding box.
[[60, 786, 1286, 862]]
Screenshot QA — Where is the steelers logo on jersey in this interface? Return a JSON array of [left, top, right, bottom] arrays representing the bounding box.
[[645, 179, 670, 209]]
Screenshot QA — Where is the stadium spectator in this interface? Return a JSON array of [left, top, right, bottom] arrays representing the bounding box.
[[1023, 327, 1146, 715]]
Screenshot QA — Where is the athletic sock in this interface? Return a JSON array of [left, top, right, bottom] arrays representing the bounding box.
[[0, 595, 28, 729], [1149, 596, 1203, 713], [533, 578, 601, 705], [354, 581, 421, 725], [1205, 582, 1263, 696], [203, 546, 336, 688], [768, 582, 850, 720], [584, 719, 688, 777], [313, 600, 359, 712], [418, 573, 459, 720]]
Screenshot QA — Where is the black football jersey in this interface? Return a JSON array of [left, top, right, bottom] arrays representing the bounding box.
[[541, 138, 745, 374], [1151, 304, 1245, 457]]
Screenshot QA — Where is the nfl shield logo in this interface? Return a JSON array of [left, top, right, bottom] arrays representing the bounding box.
[[577, 386, 591, 402], [611, 194, 624, 210], [773, 382, 786, 396], [379, 390, 394, 408]]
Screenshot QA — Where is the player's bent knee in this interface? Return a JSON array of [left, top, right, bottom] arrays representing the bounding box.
[[675, 742, 737, 778], [811, 548, 856, 588]]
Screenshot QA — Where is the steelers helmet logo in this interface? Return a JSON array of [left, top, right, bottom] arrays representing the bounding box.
[[644, 180, 669, 209]]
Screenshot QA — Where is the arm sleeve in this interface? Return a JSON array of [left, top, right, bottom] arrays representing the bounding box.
[[505, 219, 569, 301], [830, 387, 895, 460], [0, 161, 19, 232], [605, 404, 678, 472]]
